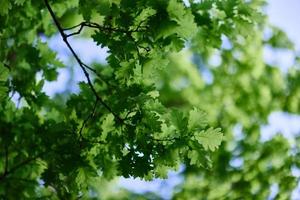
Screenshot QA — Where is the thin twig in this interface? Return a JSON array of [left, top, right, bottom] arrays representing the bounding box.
[[81, 63, 111, 87], [64, 21, 147, 38], [65, 22, 85, 37], [63, 22, 85, 31], [78, 99, 99, 140]]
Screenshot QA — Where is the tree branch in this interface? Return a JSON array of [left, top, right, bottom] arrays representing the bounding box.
[[44, 0, 124, 123]]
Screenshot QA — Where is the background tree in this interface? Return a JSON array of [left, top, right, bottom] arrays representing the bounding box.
[[0, 0, 299, 199]]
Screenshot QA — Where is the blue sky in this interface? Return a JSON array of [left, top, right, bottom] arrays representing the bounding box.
[[268, 0, 300, 48]]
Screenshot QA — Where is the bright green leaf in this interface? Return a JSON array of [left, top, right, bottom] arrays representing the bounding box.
[[195, 128, 223, 151]]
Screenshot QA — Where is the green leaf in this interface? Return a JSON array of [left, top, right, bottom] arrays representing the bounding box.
[[14, 0, 26, 6], [188, 107, 207, 131], [175, 12, 198, 39], [101, 113, 115, 140], [167, 0, 186, 20], [0, 0, 11, 16], [0, 64, 9, 82], [170, 109, 188, 132], [187, 150, 212, 168], [0, 86, 8, 99], [195, 128, 223, 151], [188, 150, 199, 166], [78, 0, 93, 21], [133, 7, 156, 27], [0, 64, 9, 99], [97, 0, 111, 15], [167, 0, 197, 39], [115, 60, 135, 83], [43, 68, 58, 81], [76, 167, 94, 189]]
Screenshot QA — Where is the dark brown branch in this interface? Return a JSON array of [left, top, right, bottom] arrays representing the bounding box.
[[44, 0, 124, 123]]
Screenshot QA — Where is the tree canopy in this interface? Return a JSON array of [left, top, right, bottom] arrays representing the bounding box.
[[1, 0, 300, 199]]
